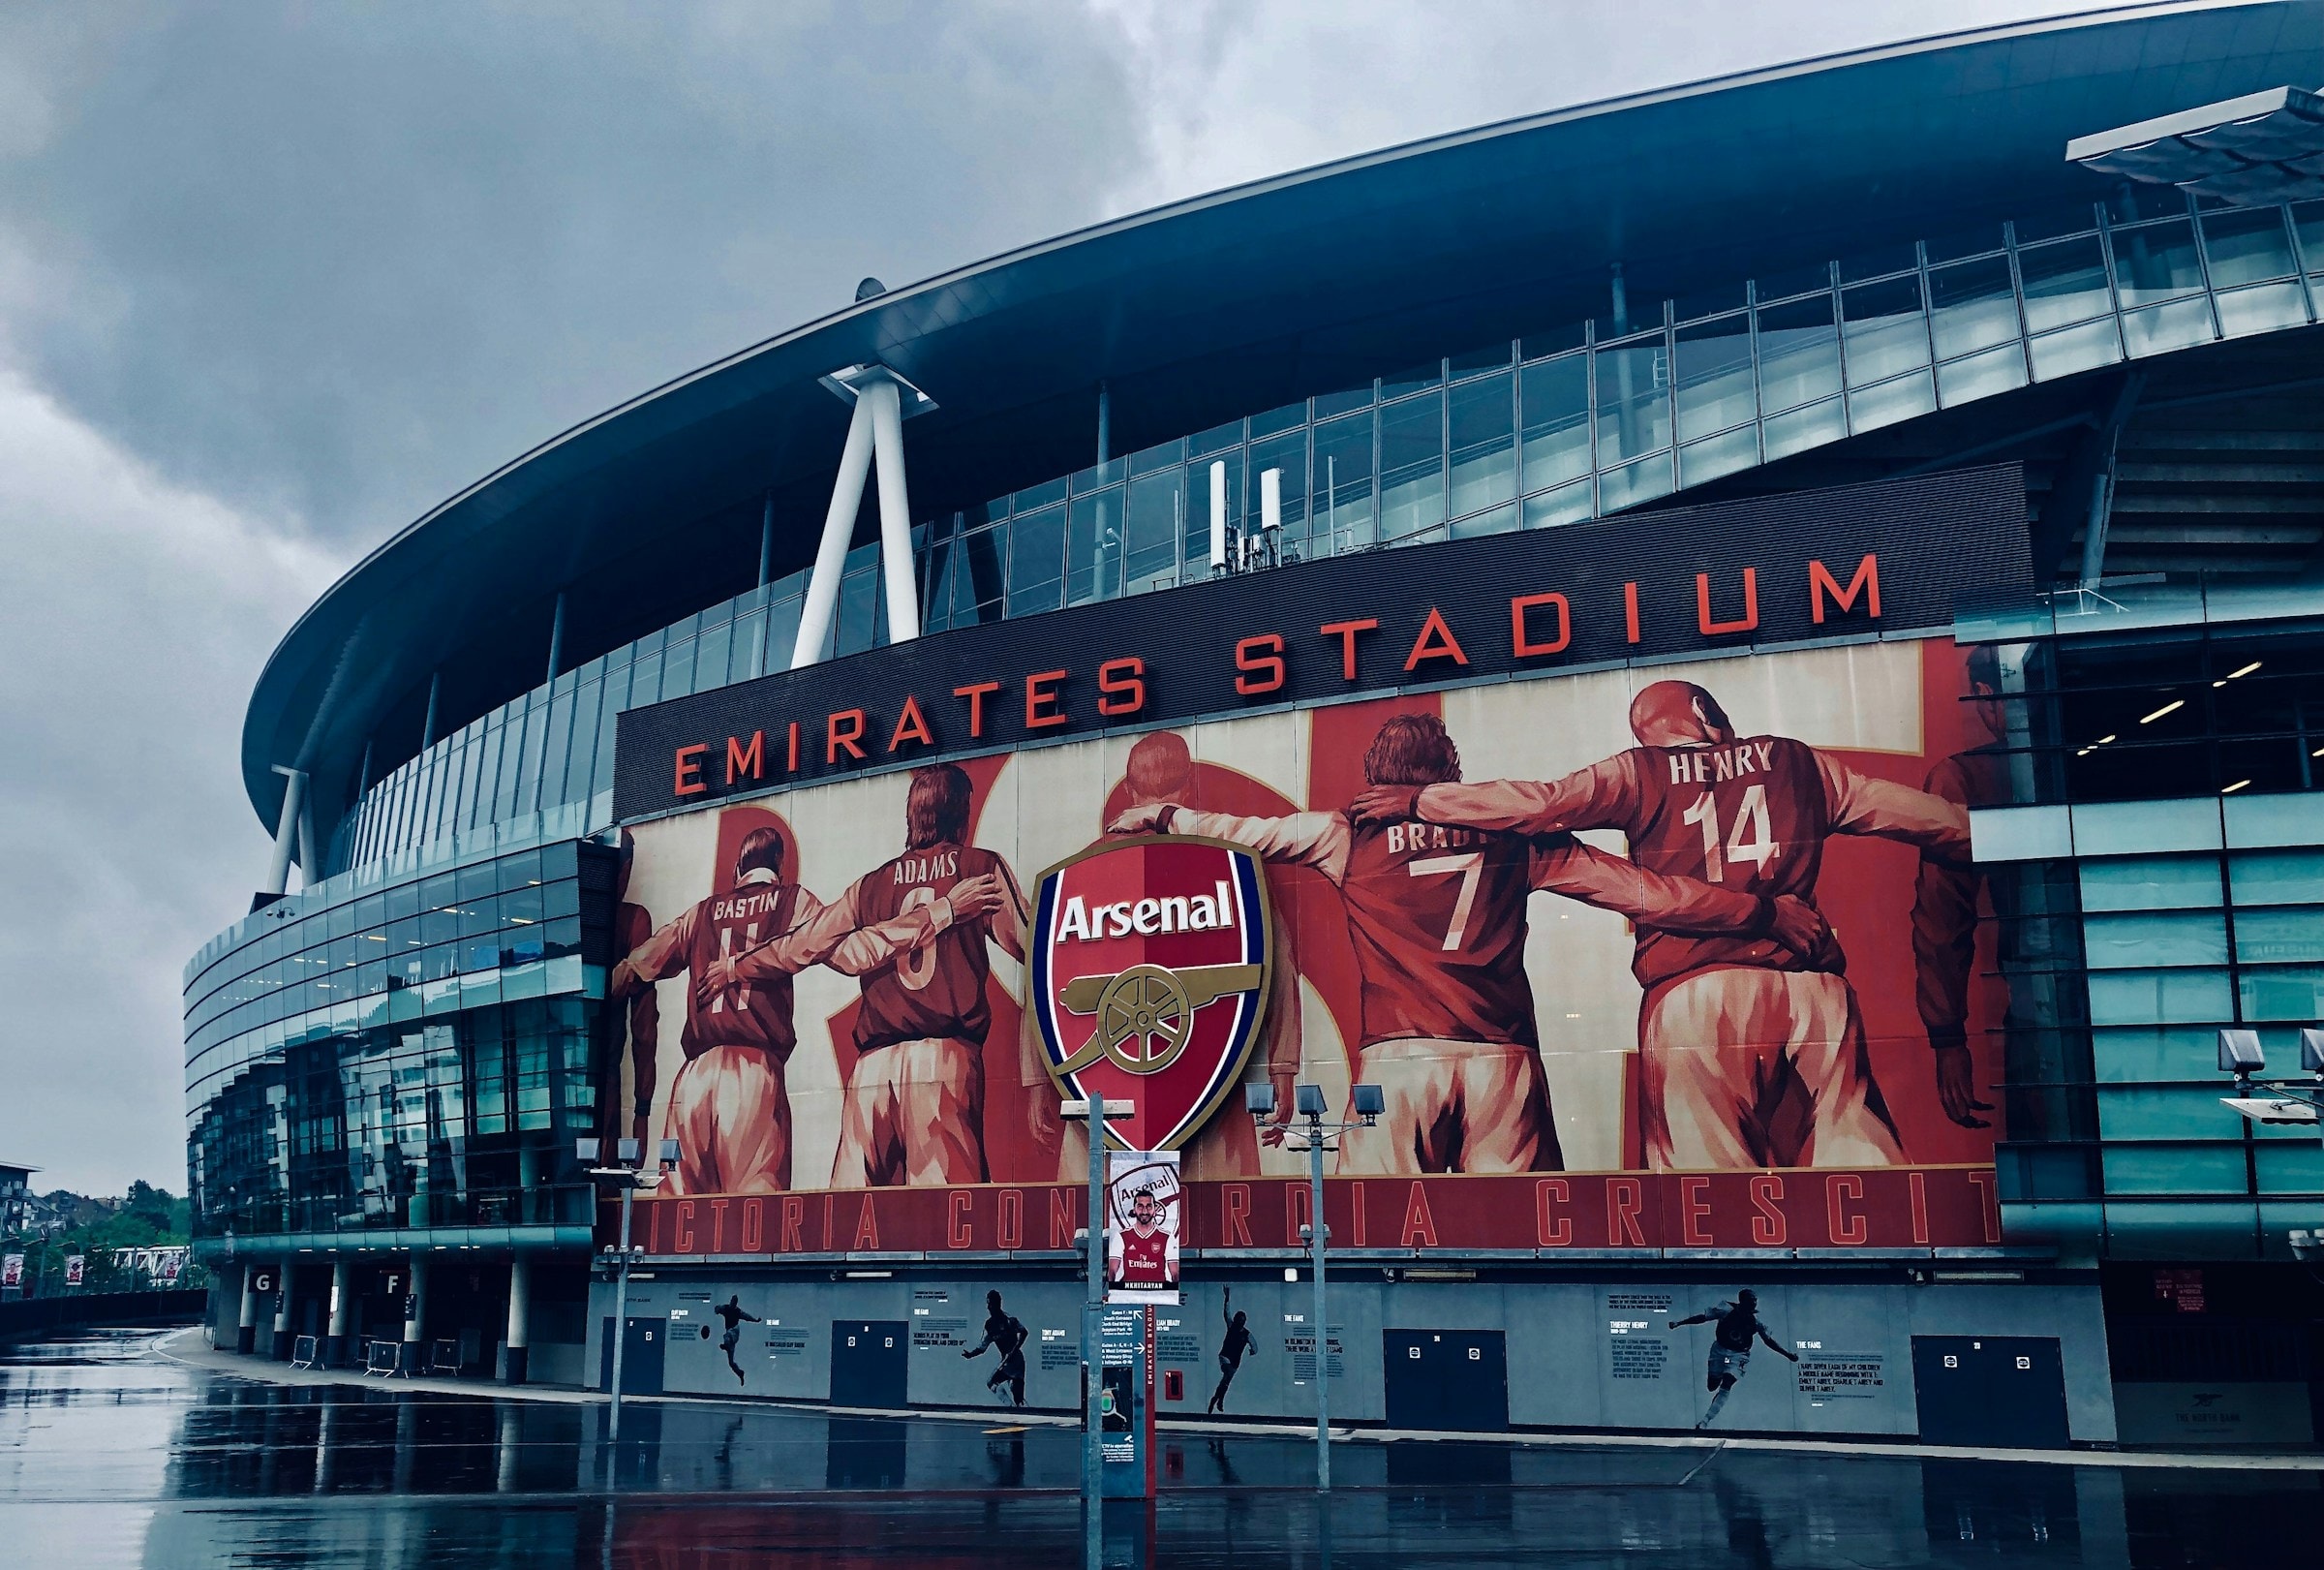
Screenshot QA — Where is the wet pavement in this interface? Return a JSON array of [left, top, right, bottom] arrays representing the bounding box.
[[2, 1328, 2319, 1567]]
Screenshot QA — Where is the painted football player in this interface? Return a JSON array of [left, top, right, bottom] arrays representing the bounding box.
[[1114, 712, 1827, 1174], [1354, 680, 1972, 1169], [612, 823, 1006, 1195], [613, 830, 660, 1149], [1670, 1287, 1797, 1429]]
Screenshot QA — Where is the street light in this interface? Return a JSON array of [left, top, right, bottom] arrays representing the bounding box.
[[2217, 1028, 2324, 1126], [1244, 1080, 1382, 1493], [1060, 1093, 1133, 1562], [577, 1136, 675, 1447]]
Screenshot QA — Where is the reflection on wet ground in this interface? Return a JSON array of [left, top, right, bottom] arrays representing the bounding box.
[[1, 1328, 2318, 1567]]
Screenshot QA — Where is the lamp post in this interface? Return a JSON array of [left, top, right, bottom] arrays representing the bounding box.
[[577, 1137, 674, 1449], [1062, 1093, 1133, 1561], [1243, 1080, 1382, 1493]]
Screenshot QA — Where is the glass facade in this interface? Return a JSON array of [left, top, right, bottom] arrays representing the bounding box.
[[1959, 585, 2324, 1258], [184, 842, 618, 1241], [323, 189, 2324, 883]]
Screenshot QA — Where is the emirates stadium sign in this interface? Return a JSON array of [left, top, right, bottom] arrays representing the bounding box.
[[1030, 836, 1272, 1153]]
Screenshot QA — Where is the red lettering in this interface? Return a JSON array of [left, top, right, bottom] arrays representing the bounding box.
[[1235, 633, 1286, 695], [1024, 669, 1069, 729], [851, 1194, 880, 1251], [827, 709, 868, 762], [1050, 1187, 1077, 1249], [1350, 1182, 1365, 1247], [1400, 1182, 1438, 1248], [1606, 1177, 1645, 1246], [1623, 581, 1642, 645], [1096, 657, 1146, 717], [1909, 1170, 1929, 1246], [780, 1195, 805, 1253], [1696, 567, 1759, 636], [1221, 1185, 1252, 1247], [1825, 1174, 1868, 1246], [708, 1197, 731, 1251], [674, 1200, 697, 1252], [1535, 1179, 1573, 1247], [1810, 552, 1881, 623], [1287, 1184, 1311, 1242], [1750, 1176, 1787, 1246], [1679, 1177, 1712, 1246], [740, 1198, 765, 1252], [887, 695, 933, 752], [1511, 592, 1571, 658], [955, 681, 1001, 738], [1402, 607, 1470, 671], [1967, 1170, 2002, 1243], [1319, 618, 1379, 681], [725, 731, 765, 785], [786, 721, 800, 773], [649, 1199, 663, 1252], [997, 1190, 1024, 1250], [947, 1190, 972, 1249], [674, 744, 708, 796]]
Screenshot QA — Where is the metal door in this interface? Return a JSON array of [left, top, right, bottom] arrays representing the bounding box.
[[1911, 1336, 2070, 1448], [1383, 1329, 1510, 1431], [831, 1319, 909, 1408], [597, 1315, 667, 1396]]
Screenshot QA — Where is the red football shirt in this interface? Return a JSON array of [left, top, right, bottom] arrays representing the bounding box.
[[847, 843, 1009, 1053]]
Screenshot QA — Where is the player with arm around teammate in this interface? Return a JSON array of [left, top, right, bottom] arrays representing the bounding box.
[[1670, 1287, 1797, 1429], [1112, 712, 1830, 1175], [1355, 680, 1972, 1170]]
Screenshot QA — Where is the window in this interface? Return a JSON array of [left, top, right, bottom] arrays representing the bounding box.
[[1377, 393, 1445, 541], [1310, 412, 1374, 554], [1592, 336, 1668, 464], [1841, 274, 1931, 384], [1754, 295, 1840, 413], [1446, 373, 1514, 518], [1672, 315, 1754, 442], [1519, 354, 1589, 493], [1005, 504, 1064, 615]]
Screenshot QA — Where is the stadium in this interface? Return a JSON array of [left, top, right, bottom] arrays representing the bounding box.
[[187, 3, 2324, 1448]]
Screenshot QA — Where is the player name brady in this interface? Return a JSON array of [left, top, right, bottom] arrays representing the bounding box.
[[1055, 882, 1238, 942]]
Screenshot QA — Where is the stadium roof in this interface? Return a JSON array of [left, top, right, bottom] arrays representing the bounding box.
[[241, 1, 2324, 837]]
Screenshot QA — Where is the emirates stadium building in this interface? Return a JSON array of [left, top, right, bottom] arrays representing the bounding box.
[[186, 2, 2324, 1449]]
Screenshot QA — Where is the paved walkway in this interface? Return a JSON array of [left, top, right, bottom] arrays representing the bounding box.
[[158, 1328, 2324, 1472]]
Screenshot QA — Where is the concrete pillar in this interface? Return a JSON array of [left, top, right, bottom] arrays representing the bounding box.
[[865, 374, 920, 646], [504, 1255, 532, 1385], [324, 1255, 352, 1369], [790, 391, 879, 669], [270, 1256, 294, 1360], [401, 1254, 428, 1376], [235, 1260, 259, 1355]]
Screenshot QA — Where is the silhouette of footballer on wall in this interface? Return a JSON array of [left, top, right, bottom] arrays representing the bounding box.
[[1208, 1287, 1257, 1414], [714, 1295, 760, 1386], [1670, 1288, 1797, 1429], [963, 1289, 1029, 1406]]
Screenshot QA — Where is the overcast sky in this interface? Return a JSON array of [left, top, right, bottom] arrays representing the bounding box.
[[0, 0, 2100, 1195]]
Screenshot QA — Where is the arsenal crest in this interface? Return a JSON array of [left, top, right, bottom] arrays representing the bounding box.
[[1029, 835, 1272, 1153]]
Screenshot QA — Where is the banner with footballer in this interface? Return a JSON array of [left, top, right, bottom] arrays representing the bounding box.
[[605, 636, 2008, 1251]]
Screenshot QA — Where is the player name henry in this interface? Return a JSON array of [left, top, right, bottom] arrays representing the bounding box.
[[1054, 882, 1238, 942], [1664, 739, 1783, 785]]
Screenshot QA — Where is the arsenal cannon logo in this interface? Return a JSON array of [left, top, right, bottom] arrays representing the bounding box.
[[1029, 835, 1272, 1153]]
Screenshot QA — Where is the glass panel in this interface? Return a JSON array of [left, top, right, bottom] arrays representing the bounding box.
[[2101, 1146, 2248, 1196], [1014, 476, 1067, 511], [1450, 503, 1516, 540], [1379, 361, 1440, 400], [1756, 262, 1831, 302], [2082, 911, 2229, 968], [1678, 426, 1758, 487], [1672, 314, 1754, 442], [1446, 373, 1515, 518], [1754, 294, 1839, 413], [1936, 342, 2028, 408], [1247, 400, 1305, 439], [1006, 503, 1064, 615], [1846, 370, 1934, 434], [2216, 281, 2307, 339], [1448, 342, 1513, 379], [2029, 319, 2123, 381], [2231, 849, 2324, 906], [1521, 477, 1592, 530], [1123, 472, 1182, 591], [1310, 385, 1371, 419], [1928, 256, 2019, 359], [1311, 412, 1375, 554], [2241, 964, 2324, 1022], [2080, 856, 2221, 911], [1377, 393, 1444, 542], [2295, 200, 2324, 269], [1760, 397, 1844, 461], [2200, 206, 2297, 286], [1248, 430, 1309, 555], [1592, 337, 1669, 463], [2097, 1085, 2246, 1142], [835, 567, 878, 655], [2122, 297, 2214, 357], [2017, 235, 2112, 332], [1519, 322, 1586, 359], [1598, 452, 1672, 512], [1128, 438, 1184, 477], [694, 620, 732, 695], [1841, 275, 1930, 383], [2234, 908, 2324, 966], [2110, 219, 2205, 305], [2086, 966, 2232, 1026], [1518, 354, 1590, 493], [1067, 486, 1123, 607]]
